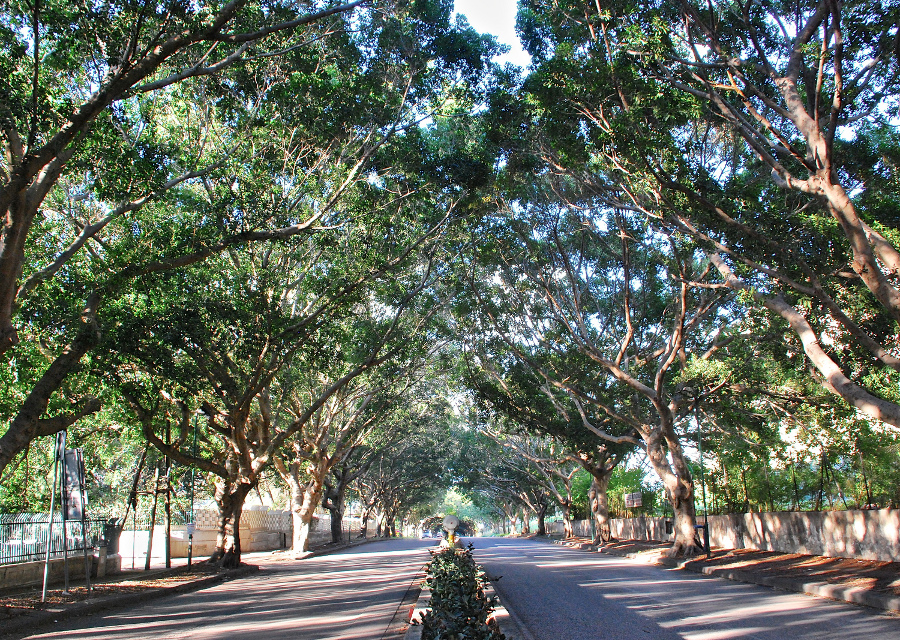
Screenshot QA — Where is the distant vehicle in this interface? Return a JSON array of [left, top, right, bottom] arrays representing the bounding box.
[[421, 530, 432, 538]]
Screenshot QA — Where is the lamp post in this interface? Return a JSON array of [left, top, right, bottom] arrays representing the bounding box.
[[442, 515, 460, 549], [187, 409, 200, 567], [696, 407, 711, 558]]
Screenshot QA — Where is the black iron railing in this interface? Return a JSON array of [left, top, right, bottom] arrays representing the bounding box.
[[0, 514, 109, 565]]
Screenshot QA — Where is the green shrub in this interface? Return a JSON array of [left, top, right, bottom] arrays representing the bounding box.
[[421, 544, 505, 640]]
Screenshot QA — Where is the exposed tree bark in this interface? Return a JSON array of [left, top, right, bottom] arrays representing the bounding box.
[[209, 475, 254, 568], [325, 482, 348, 544], [576, 447, 620, 544], [358, 508, 372, 538], [535, 500, 548, 536], [354, 481, 381, 538], [561, 501, 574, 538], [589, 475, 612, 544], [520, 508, 531, 535], [323, 456, 371, 544], [275, 456, 328, 554]]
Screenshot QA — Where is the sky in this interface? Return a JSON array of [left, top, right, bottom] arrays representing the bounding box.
[[453, 0, 531, 68]]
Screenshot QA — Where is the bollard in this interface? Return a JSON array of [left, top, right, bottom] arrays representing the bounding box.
[[693, 523, 711, 558]]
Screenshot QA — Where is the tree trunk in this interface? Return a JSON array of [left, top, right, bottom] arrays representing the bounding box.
[[210, 479, 253, 568], [324, 481, 348, 544], [589, 474, 612, 544], [329, 496, 346, 544], [535, 503, 548, 536], [382, 503, 397, 537], [562, 503, 574, 538], [358, 507, 372, 538], [275, 454, 330, 555], [283, 462, 323, 554], [645, 429, 698, 556], [290, 480, 324, 554]]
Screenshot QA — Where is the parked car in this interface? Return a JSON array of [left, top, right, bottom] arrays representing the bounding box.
[[421, 530, 432, 539]]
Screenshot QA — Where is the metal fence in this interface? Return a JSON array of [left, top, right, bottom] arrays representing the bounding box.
[[120, 510, 193, 531], [0, 513, 110, 565]]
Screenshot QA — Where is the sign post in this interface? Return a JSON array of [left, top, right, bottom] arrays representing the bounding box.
[[63, 447, 91, 595], [41, 432, 65, 602], [186, 522, 195, 567]]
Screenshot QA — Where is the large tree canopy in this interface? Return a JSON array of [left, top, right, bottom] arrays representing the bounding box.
[[516, 0, 900, 428], [3, 0, 899, 561], [0, 0, 499, 477]]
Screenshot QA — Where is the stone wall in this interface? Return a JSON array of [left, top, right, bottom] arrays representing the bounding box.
[[550, 508, 900, 562]]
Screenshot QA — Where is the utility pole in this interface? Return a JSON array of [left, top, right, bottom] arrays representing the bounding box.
[[145, 465, 160, 571]]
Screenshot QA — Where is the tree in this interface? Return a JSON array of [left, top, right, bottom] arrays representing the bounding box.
[[352, 391, 457, 538], [0, 0, 502, 478], [479, 425, 582, 537], [113, 230, 444, 562], [464, 193, 739, 554], [450, 424, 551, 535], [273, 357, 427, 553], [460, 349, 632, 542], [517, 0, 900, 428], [0, 0, 376, 476], [322, 445, 375, 544]]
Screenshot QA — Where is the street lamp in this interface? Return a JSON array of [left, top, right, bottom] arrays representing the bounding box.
[[696, 405, 711, 558], [187, 408, 201, 567]]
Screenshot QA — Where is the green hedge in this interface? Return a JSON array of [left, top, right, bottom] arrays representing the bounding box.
[[421, 544, 505, 640]]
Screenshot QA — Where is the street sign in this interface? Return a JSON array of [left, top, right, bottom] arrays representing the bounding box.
[[63, 448, 87, 521], [624, 492, 643, 508]]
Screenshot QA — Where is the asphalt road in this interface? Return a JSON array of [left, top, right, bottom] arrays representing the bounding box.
[[472, 537, 900, 640], [18, 539, 433, 640]]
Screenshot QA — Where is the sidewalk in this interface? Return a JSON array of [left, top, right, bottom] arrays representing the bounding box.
[[0, 538, 377, 639], [549, 536, 900, 614]]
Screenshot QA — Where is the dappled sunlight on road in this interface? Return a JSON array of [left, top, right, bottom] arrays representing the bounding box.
[[472, 537, 900, 640], [22, 539, 433, 640]]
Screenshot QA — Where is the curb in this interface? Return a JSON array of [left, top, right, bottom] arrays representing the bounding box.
[[655, 556, 900, 614], [547, 538, 900, 616], [305, 536, 379, 559], [266, 536, 380, 563], [404, 578, 427, 640], [0, 564, 259, 639]]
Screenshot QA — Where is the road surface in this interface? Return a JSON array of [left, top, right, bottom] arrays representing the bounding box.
[[473, 537, 900, 640], [18, 537, 900, 639], [18, 539, 432, 640]]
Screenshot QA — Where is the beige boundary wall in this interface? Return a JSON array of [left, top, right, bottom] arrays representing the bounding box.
[[119, 508, 368, 561], [2, 508, 364, 588], [120, 507, 293, 560], [550, 508, 900, 562], [0, 549, 121, 589]]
